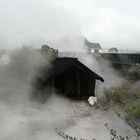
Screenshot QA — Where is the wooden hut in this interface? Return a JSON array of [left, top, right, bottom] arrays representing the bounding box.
[[33, 57, 104, 101]]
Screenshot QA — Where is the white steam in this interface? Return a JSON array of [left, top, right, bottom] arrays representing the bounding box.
[[0, 47, 76, 140], [0, 46, 136, 140], [50, 36, 124, 97]]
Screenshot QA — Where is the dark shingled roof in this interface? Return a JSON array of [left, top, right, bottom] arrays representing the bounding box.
[[47, 57, 104, 82]]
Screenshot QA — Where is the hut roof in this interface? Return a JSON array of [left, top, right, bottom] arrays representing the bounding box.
[[47, 57, 104, 82]]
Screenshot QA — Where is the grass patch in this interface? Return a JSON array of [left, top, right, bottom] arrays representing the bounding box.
[[103, 81, 140, 131]]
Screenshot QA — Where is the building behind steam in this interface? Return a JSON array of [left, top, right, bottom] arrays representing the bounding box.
[[85, 38, 102, 54]]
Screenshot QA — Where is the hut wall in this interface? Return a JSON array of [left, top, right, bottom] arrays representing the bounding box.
[[64, 68, 77, 98], [54, 74, 66, 94], [88, 78, 96, 97], [53, 67, 96, 99]]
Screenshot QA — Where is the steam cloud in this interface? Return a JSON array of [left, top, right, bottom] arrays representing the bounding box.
[[49, 36, 124, 97], [0, 47, 75, 140], [0, 45, 133, 140]]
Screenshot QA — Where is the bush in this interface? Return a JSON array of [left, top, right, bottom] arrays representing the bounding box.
[[103, 81, 140, 128], [104, 82, 130, 105], [128, 65, 140, 81]]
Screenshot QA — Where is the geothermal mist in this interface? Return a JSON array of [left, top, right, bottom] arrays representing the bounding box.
[[50, 36, 124, 97], [0, 47, 74, 140], [0, 44, 134, 140]]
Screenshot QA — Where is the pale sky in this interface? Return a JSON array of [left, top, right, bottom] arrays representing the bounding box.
[[0, 0, 140, 50]]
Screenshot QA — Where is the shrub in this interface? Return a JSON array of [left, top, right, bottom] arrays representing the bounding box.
[[128, 65, 140, 81], [103, 81, 140, 129]]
